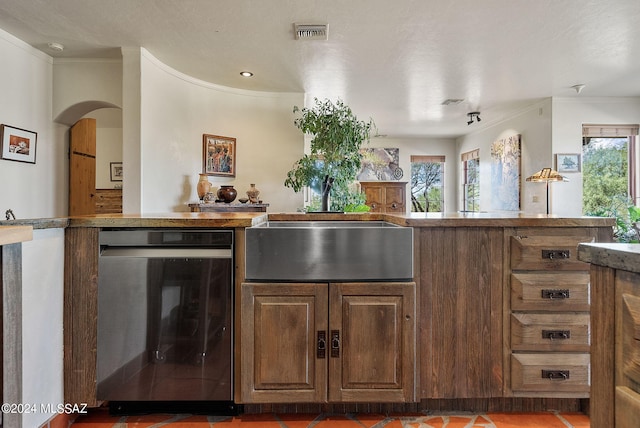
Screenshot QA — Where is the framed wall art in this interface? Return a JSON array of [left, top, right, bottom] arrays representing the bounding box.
[[1, 124, 37, 164], [110, 162, 123, 181], [490, 134, 521, 211], [555, 153, 581, 173], [203, 134, 236, 177], [357, 147, 402, 180]]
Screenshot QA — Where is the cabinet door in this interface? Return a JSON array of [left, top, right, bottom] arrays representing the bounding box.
[[362, 185, 384, 212], [241, 283, 328, 403], [384, 184, 405, 212], [328, 282, 416, 402]]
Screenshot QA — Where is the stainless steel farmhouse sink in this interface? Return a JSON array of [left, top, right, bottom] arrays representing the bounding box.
[[245, 221, 413, 281]]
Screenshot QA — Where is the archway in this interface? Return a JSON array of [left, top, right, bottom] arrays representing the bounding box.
[[55, 101, 123, 214]]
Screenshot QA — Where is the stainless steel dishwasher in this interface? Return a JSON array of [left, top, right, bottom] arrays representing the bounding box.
[[97, 229, 237, 415]]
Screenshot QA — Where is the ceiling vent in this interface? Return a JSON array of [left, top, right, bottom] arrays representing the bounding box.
[[294, 23, 328, 40]]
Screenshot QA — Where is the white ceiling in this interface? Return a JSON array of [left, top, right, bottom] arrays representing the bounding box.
[[1, 0, 639, 138]]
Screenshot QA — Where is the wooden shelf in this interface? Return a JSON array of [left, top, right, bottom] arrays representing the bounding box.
[[188, 202, 268, 213]]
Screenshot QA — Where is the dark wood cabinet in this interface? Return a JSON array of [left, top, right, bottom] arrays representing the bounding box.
[[360, 181, 406, 213], [240, 282, 416, 403]]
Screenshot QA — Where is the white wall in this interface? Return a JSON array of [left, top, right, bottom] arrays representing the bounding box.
[[21, 228, 65, 428], [551, 97, 640, 216], [53, 58, 122, 124], [365, 137, 457, 213], [0, 29, 66, 428], [84, 108, 123, 189], [137, 49, 305, 213], [456, 99, 552, 214], [0, 29, 66, 218], [121, 48, 143, 212]]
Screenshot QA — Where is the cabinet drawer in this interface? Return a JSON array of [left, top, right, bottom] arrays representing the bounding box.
[[511, 272, 590, 311], [510, 235, 594, 271], [511, 313, 590, 352], [511, 353, 590, 394], [385, 203, 405, 213]]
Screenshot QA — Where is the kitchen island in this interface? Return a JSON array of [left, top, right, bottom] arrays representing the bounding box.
[[59, 212, 613, 414], [578, 243, 640, 427], [1, 225, 33, 428]]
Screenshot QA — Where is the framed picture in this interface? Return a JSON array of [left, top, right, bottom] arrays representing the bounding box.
[[110, 162, 123, 181], [203, 134, 236, 177], [1, 124, 37, 164], [490, 134, 521, 211], [556, 153, 581, 173]]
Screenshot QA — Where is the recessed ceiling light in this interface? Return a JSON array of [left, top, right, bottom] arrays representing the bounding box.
[[240, 71, 254, 77]]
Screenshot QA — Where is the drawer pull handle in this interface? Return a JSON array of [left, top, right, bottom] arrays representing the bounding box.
[[542, 329, 571, 340], [317, 331, 326, 359], [542, 370, 569, 380], [541, 289, 570, 299], [330, 330, 340, 358], [542, 249, 570, 260]]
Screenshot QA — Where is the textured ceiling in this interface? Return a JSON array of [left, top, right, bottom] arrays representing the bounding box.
[[1, 0, 639, 138]]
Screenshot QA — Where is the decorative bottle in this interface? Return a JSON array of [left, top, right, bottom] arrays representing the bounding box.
[[246, 183, 260, 203], [196, 174, 211, 200]]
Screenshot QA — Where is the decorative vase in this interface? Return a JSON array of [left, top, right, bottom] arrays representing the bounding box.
[[217, 185, 237, 203], [196, 174, 211, 200], [203, 192, 216, 203], [246, 183, 260, 203]]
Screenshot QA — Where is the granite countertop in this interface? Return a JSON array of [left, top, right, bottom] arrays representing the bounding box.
[[0, 217, 69, 229], [66, 212, 268, 228], [578, 242, 640, 274], [0, 225, 33, 245], [392, 212, 614, 227], [270, 212, 614, 227], [0, 212, 615, 229]]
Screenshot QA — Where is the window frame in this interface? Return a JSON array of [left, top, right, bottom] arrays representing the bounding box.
[[410, 155, 445, 213], [462, 149, 480, 212]]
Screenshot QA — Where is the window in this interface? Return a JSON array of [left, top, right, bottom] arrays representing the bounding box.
[[582, 124, 639, 218], [462, 149, 480, 212], [410, 155, 444, 212]]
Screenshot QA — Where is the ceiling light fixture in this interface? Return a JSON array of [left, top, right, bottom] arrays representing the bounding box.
[[240, 71, 254, 77], [442, 99, 464, 105], [571, 84, 586, 94], [47, 42, 64, 52], [467, 111, 481, 125]]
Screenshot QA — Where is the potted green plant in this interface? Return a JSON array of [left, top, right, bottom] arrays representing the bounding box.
[[285, 98, 374, 212]]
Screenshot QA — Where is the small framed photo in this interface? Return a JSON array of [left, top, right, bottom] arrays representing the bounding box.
[[110, 162, 123, 181], [203, 134, 236, 177], [1, 124, 37, 164], [555, 153, 581, 173]]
